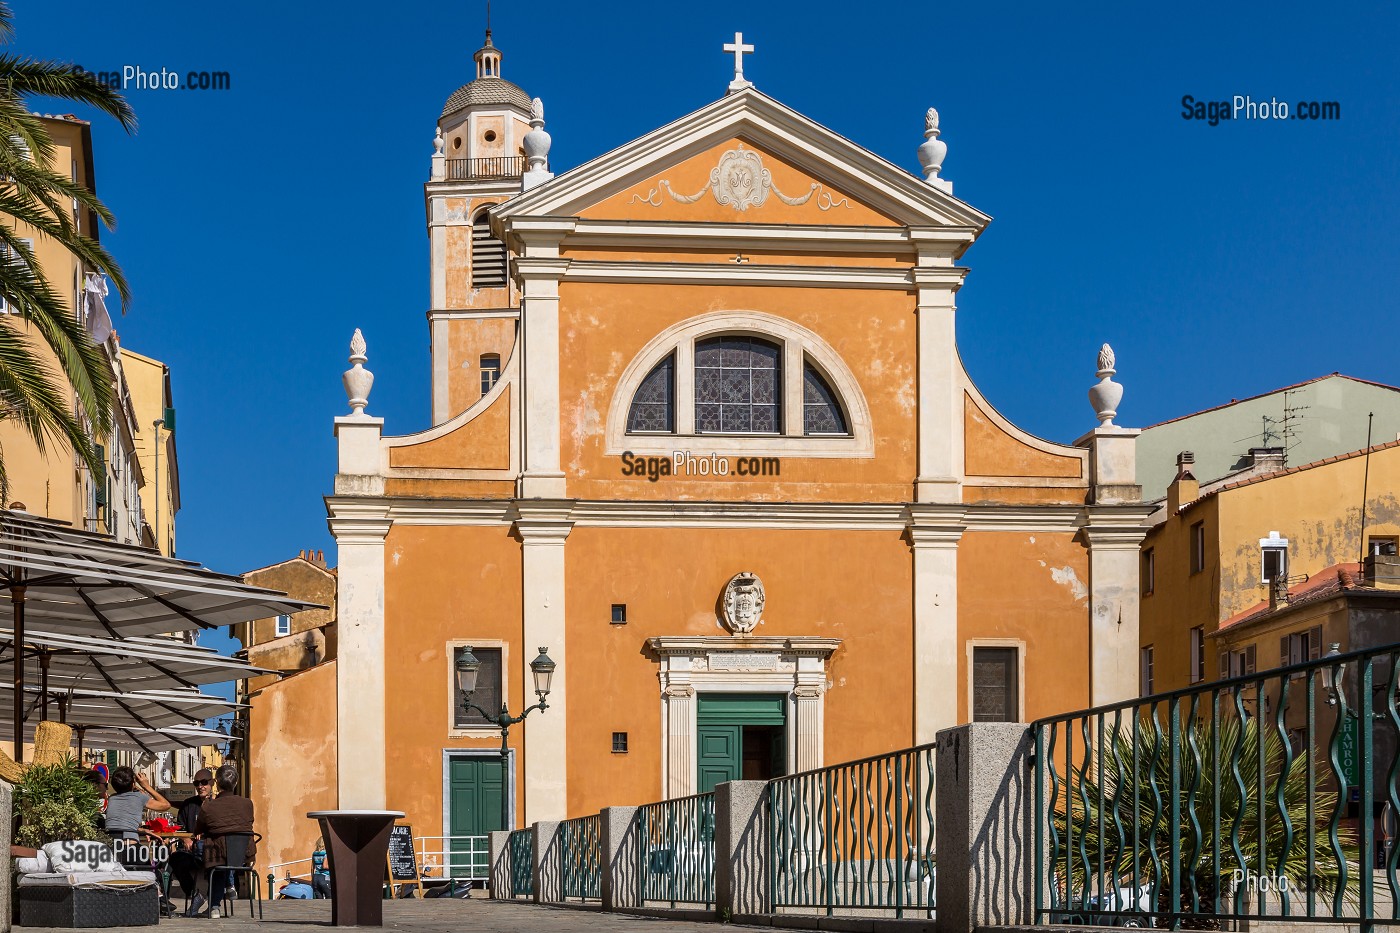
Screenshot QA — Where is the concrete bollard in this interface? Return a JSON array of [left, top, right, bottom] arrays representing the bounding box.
[[532, 820, 561, 904], [600, 806, 639, 911], [715, 780, 768, 922], [935, 722, 1033, 933], [0, 781, 10, 933], [487, 830, 511, 899]]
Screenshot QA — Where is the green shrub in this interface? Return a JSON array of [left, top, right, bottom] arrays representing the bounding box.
[[14, 758, 107, 847]]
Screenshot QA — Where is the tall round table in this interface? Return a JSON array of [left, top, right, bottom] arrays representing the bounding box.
[[307, 810, 405, 927]]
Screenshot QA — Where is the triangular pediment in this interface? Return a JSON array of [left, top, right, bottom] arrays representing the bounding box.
[[494, 89, 990, 230]]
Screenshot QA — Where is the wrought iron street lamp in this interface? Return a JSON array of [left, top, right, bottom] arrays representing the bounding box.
[[455, 646, 557, 827]]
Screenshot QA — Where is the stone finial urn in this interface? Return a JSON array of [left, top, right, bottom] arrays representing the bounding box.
[[343, 328, 374, 416], [524, 98, 551, 172], [1088, 343, 1122, 427], [917, 107, 948, 182]]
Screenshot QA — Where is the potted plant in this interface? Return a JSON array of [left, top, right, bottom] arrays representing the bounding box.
[[14, 758, 106, 847]]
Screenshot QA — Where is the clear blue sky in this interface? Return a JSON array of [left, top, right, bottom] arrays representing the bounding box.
[[13, 1, 1400, 639]]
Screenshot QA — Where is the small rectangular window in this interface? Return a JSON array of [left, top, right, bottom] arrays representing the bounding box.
[[1262, 547, 1287, 584], [454, 646, 503, 728], [1189, 627, 1205, 684], [1142, 548, 1155, 596], [971, 646, 1019, 722], [480, 353, 501, 396], [611, 732, 628, 754], [610, 604, 627, 625], [1190, 522, 1207, 574], [275, 614, 291, 637], [1370, 536, 1399, 557], [1141, 645, 1155, 696]]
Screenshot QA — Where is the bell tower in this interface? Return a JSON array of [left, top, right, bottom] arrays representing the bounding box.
[[425, 29, 549, 424]]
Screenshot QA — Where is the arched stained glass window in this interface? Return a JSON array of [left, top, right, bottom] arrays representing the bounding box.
[[694, 336, 781, 434], [803, 362, 849, 435], [626, 354, 674, 433]]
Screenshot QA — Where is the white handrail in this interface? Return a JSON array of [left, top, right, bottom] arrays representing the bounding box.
[[413, 835, 489, 882]]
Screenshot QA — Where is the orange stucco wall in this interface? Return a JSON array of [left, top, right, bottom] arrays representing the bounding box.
[[956, 531, 1092, 722], [248, 660, 337, 875], [561, 525, 914, 816], [557, 282, 916, 502], [383, 524, 525, 837], [443, 317, 516, 419], [584, 137, 900, 227], [389, 385, 512, 470], [963, 394, 1083, 479]]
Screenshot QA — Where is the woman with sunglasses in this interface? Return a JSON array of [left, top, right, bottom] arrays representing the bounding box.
[[170, 768, 214, 911]]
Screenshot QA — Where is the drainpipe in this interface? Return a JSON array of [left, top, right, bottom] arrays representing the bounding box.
[[152, 419, 164, 552]]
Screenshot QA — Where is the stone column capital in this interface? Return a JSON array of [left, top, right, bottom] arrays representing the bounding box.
[[907, 504, 967, 549], [512, 500, 576, 543], [326, 500, 392, 544]]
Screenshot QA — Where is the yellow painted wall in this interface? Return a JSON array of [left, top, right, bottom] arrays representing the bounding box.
[[120, 349, 177, 554], [1140, 495, 1221, 694], [443, 317, 515, 419]]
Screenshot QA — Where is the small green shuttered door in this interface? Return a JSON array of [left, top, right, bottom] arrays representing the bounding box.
[[695, 694, 786, 793], [449, 756, 505, 839]]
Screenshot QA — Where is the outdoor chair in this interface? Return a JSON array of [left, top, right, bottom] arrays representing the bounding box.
[[203, 831, 263, 920]]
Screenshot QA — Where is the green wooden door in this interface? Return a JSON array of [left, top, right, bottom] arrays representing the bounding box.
[[448, 757, 506, 873], [695, 694, 787, 792], [697, 725, 741, 793]]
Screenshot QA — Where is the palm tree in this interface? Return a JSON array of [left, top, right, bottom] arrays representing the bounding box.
[[0, 1, 135, 501], [1050, 713, 1359, 929]]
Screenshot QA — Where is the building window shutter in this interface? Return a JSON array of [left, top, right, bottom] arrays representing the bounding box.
[[1219, 652, 1230, 680], [471, 212, 508, 288], [1244, 645, 1256, 676], [1280, 636, 1290, 669], [1308, 626, 1323, 660], [972, 647, 1019, 722]]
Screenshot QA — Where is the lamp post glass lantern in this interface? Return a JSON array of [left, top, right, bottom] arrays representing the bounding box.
[[456, 645, 556, 829]]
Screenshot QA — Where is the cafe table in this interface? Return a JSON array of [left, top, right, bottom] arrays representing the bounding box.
[[307, 810, 405, 927]]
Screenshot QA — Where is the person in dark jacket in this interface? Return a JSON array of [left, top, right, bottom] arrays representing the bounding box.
[[169, 768, 213, 903], [192, 764, 255, 919]]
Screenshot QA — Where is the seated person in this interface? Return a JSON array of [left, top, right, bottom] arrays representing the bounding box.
[[104, 765, 170, 841], [192, 764, 255, 920], [169, 768, 213, 903]]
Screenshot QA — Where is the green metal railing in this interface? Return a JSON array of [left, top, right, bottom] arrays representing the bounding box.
[[558, 813, 602, 901], [508, 828, 533, 898], [1033, 643, 1400, 931], [768, 743, 936, 917], [638, 791, 716, 908]]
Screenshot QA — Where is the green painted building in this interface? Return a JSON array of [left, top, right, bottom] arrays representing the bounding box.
[[1137, 374, 1400, 502]]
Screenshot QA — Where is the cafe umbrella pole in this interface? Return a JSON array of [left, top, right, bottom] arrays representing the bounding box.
[[455, 646, 556, 830], [12, 583, 23, 763]]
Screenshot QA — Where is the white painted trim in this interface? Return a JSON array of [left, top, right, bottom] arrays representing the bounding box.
[[441, 747, 516, 836], [562, 260, 916, 290], [561, 219, 976, 255], [426, 308, 520, 321], [604, 310, 874, 460], [445, 638, 510, 739], [650, 635, 840, 798], [965, 637, 1028, 723]]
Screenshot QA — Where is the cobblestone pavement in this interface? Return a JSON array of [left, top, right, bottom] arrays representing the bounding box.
[[17, 897, 768, 932]]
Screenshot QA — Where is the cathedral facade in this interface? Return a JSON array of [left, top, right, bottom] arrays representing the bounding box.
[[327, 33, 1150, 833]]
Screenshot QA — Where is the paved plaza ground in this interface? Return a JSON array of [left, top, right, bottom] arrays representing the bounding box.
[[16, 897, 765, 932]]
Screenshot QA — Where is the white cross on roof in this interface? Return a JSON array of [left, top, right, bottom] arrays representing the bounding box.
[[723, 32, 754, 92]]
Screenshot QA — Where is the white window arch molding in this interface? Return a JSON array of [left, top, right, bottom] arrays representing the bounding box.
[[605, 311, 874, 459]]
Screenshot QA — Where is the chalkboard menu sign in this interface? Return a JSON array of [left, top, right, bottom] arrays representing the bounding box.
[[385, 824, 422, 893]]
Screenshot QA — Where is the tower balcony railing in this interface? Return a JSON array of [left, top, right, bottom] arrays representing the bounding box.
[[444, 156, 525, 181]]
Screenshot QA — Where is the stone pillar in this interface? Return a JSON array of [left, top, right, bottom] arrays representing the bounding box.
[[327, 425, 391, 813], [714, 780, 769, 922], [910, 261, 970, 505], [909, 506, 966, 745], [488, 830, 511, 899], [600, 806, 640, 910], [515, 503, 573, 823], [792, 685, 823, 773], [935, 722, 1033, 933], [664, 685, 696, 799], [532, 819, 561, 904], [512, 231, 571, 498], [0, 780, 11, 932], [1082, 511, 1151, 706]]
